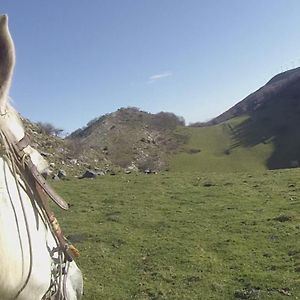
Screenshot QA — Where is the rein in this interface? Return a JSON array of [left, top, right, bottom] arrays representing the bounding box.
[[0, 127, 80, 299]]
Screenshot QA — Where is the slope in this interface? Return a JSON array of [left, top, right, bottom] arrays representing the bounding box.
[[181, 67, 300, 171], [67, 107, 186, 172], [170, 117, 273, 172]]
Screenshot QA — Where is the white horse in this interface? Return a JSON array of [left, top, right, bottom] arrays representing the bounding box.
[[0, 15, 83, 299]]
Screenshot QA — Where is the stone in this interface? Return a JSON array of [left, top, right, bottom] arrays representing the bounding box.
[[52, 174, 60, 181], [79, 169, 97, 179], [40, 151, 51, 157], [58, 169, 67, 179], [70, 159, 78, 165]]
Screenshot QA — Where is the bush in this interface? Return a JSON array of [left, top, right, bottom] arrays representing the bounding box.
[[37, 122, 64, 136]]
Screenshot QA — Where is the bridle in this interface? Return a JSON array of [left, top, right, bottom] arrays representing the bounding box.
[[0, 124, 79, 299]]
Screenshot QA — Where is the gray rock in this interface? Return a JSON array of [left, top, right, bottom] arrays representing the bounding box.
[[70, 159, 78, 165], [40, 151, 52, 157], [79, 169, 97, 179], [52, 174, 60, 181], [58, 169, 67, 179]]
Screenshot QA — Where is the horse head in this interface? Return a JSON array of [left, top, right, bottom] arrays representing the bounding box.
[[0, 15, 49, 174]]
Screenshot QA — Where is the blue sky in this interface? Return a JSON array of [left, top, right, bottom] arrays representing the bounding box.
[[2, 1, 300, 133]]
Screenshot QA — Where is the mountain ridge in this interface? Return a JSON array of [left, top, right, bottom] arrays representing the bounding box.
[[204, 67, 300, 126], [24, 66, 300, 175]]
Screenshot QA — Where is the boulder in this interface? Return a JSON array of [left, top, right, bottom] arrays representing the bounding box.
[[52, 174, 60, 181], [144, 169, 152, 174], [40, 151, 52, 157], [58, 169, 67, 179], [70, 159, 78, 165], [79, 169, 97, 179]]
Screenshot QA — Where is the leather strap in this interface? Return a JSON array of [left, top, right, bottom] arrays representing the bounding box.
[[26, 158, 69, 210], [6, 129, 69, 210], [0, 128, 80, 261]]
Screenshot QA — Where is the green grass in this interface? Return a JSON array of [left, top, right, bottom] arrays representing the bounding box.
[[52, 169, 300, 299], [170, 117, 274, 173]]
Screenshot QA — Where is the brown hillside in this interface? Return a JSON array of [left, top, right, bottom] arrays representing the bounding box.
[[67, 107, 186, 172]]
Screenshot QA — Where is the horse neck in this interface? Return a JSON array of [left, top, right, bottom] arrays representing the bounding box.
[[0, 156, 58, 299]]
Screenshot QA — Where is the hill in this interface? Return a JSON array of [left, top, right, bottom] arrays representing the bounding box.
[[169, 116, 273, 172], [181, 67, 300, 171], [66, 107, 186, 173], [22, 67, 300, 175], [205, 67, 300, 126]]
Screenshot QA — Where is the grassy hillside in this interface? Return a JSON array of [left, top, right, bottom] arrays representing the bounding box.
[[53, 169, 300, 299], [170, 117, 273, 173]]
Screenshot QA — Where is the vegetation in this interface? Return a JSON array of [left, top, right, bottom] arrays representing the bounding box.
[[52, 168, 300, 299], [36, 121, 64, 136], [169, 116, 273, 173], [66, 107, 187, 172]]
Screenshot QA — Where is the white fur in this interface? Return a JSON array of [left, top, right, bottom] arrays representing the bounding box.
[[0, 158, 83, 299]]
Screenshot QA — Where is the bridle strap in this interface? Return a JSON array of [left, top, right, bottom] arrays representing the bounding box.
[[13, 133, 69, 210], [0, 128, 80, 262], [26, 158, 69, 210], [34, 179, 75, 262]]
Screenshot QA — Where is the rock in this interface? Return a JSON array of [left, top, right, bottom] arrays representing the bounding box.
[[57, 148, 65, 153], [58, 169, 67, 179], [97, 171, 106, 176], [42, 169, 52, 179], [52, 174, 60, 181], [49, 162, 55, 168], [127, 163, 138, 172], [125, 170, 131, 174], [40, 151, 51, 157], [144, 169, 152, 174], [70, 159, 78, 165], [79, 169, 97, 179]]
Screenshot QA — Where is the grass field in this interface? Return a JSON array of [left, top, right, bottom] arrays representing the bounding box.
[[170, 117, 273, 173], [52, 169, 300, 299]]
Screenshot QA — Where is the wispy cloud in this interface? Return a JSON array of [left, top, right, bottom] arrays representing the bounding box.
[[148, 71, 173, 84]]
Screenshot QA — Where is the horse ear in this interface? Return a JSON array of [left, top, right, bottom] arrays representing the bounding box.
[[0, 15, 15, 114]]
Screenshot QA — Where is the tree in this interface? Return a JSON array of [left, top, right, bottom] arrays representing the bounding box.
[[37, 122, 64, 136]]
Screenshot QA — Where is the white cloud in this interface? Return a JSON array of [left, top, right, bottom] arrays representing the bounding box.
[[148, 71, 173, 83]]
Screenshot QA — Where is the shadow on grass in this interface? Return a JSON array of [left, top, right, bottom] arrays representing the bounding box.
[[229, 80, 300, 169]]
